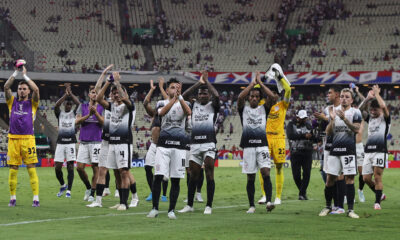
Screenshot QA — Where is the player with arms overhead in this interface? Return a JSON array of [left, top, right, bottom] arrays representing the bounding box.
[[4, 65, 40, 207]]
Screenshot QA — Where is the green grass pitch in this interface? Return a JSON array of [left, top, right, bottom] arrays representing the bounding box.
[[0, 167, 399, 240]]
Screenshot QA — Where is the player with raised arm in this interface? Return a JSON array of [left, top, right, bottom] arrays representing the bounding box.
[[75, 85, 104, 202], [4, 65, 40, 207], [54, 83, 80, 198], [143, 78, 169, 202], [238, 72, 274, 213], [258, 64, 291, 205], [94, 72, 138, 210], [319, 88, 362, 218], [147, 78, 192, 219], [359, 85, 390, 210], [178, 71, 219, 214]]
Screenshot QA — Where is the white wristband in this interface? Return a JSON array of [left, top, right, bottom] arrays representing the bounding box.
[[12, 71, 18, 78], [23, 75, 31, 82], [178, 95, 183, 101]]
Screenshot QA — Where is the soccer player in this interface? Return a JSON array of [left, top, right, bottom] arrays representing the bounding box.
[[4, 66, 40, 207], [359, 85, 390, 210], [95, 72, 138, 210], [258, 65, 291, 205], [314, 86, 344, 213], [54, 83, 80, 198], [147, 78, 192, 219], [178, 71, 219, 214], [75, 85, 104, 201], [238, 72, 274, 213], [319, 88, 361, 219], [143, 78, 169, 202]]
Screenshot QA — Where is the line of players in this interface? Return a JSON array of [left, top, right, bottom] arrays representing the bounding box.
[[316, 85, 390, 218], [5, 64, 389, 220]]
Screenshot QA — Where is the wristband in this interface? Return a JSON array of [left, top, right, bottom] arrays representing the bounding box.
[[178, 95, 183, 101], [23, 75, 31, 82], [12, 71, 18, 78]]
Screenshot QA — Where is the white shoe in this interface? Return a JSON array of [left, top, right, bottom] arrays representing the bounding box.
[[129, 198, 139, 208], [86, 201, 102, 208], [109, 203, 120, 209], [114, 190, 119, 198], [88, 196, 95, 202], [204, 206, 212, 215], [103, 188, 111, 197], [347, 210, 359, 219], [258, 196, 266, 204], [116, 204, 127, 211], [147, 209, 159, 218], [178, 205, 194, 213], [274, 198, 281, 205], [319, 207, 331, 216], [83, 189, 91, 201], [246, 206, 256, 214], [374, 203, 381, 210], [330, 207, 345, 214], [358, 190, 365, 203], [196, 192, 204, 203], [168, 211, 177, 220]]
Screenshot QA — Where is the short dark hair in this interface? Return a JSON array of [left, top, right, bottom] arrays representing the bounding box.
[[89, 85, 95, 92], [198, 85, 208, 91], [370, 99, 380, 109], [110, 84, 126, 93], [329, 86, 341, 93], [249, 87, 262, 96], [167, 78, 180, 87], [18, 80, 30, 88]]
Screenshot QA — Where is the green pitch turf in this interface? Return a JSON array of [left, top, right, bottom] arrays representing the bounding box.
[[0, 167, 399, 240]]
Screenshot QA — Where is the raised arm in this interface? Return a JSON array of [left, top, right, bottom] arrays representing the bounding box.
[[273, 69, 291, 104], [4, 70, 18, 101], [255, 71, 277, 102], [96, 80, 111, 109], [22, 66, 40, 102], [113, 72, 132, 109], [354, 86, 365, 102], [203, 71, 219, 98], [143, 79, 157, 117], [177, 83, 192, 116], [158, 96, 177, 117], [65, 83, 81, 107], [158, 77, 168, 100], [182, 74, 205, 100], [55, 92, 68, 116], [94, 64, 113, 93], [237, 79, 256, 110], [372, 85, 390, 118]]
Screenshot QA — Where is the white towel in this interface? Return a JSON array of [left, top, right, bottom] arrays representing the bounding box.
[[265, 63, 291, 93]]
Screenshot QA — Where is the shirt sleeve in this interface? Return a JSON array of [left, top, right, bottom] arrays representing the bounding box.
[[353, 109, 362, 123], [280, 78, 291, 105], [6, 95, 14, 112], [156, 100, 165, 115], [76, 104, 82, 116]]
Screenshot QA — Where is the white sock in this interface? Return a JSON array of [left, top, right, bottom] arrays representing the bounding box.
[[33, 195, 39, 201], [66, 190, 71, 194], [132, 193, 138, 200], [10, 195, 16, 200], [62, 183, 67, 188]]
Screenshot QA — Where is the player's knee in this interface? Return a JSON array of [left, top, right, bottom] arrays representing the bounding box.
[[247, 174, 256, 182]]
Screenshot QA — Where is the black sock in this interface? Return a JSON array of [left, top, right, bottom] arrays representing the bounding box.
[[332, 181, 338, 207], [246, 179, 255, 207], [130, 183, 137, 194], [186, 172, 191, 187], [152, 175, 163, 210], [346, 184, 355, 210], [324, 185, 335, 208], [55, 168, 65, 186], [375, 190, 382, 204], [358, 175, 365, 191], [118, 188, 122, 204], [368, 183, 376, 193], [105, 171, 110, 188], [162, 179, 168, 196], [206, 179, 215, 207], [196, 168, 204, 193], [121, 188, 129, 206], [67, 168, 74, 191], [90, 188, 96, 197], [187, 176, 197, 207], [96, 184, 105, 197], [145, 166, 153, 192], [263, 175, 272, 202], [84, 180, 91, 190], [337, 180, 346, 208], [169, 178, 180, 212]]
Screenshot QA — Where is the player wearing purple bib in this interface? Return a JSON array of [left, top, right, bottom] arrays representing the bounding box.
[[75, 86, 104, 202], [4, 66, 40, 207]]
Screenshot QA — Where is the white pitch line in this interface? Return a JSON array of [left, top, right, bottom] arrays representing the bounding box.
[[0, 199, 317, 227]]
